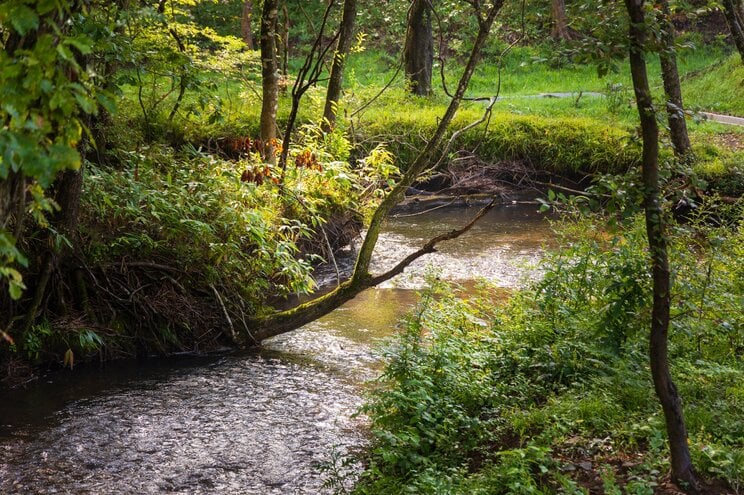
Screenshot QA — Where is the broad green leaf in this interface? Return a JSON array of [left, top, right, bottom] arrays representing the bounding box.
[[8, 278, 25, 300], [1, 4, 39, 36], [65, 36, 93, 56]]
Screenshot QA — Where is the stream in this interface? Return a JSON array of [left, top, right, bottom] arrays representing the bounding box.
[[0, 202, 552, 494]]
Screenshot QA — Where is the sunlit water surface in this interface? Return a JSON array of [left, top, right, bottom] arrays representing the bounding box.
[[0, 203, 551, 494]]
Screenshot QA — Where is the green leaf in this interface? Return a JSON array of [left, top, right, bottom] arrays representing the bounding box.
[[56, 44, 76, 64], [75, 92, 98, 115], [8, 278, 25, 300], [1, 4, 39, 36], [36, 0, 58, 15], [65, 36, 93, 56]]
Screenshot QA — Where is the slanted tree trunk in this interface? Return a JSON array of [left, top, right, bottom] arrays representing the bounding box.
[[260, 0, 280, 162], [241, 0, 254, 49], [658, 0, 692, 159], [245, 0, 506, 343], [624, 0, 699, 490], [322, 0, 358, 132], [404, 0, 434, 96], [551, 0, 573, 41], [722, 0, 744, 62]]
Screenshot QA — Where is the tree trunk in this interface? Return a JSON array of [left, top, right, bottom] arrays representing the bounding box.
[[404, 0, 434, 96], [551, 0, 573, 41], [260, 0, 280, 161], [624, 0, 699, 490], [322, 0, 358, 132], [0, 172, 25, 237], [658, 0, 692, 159], [246, 0, 506, 344], [280, 2, 289, 79], [722, 0, 744, 62], [241, 0, 254, 49], [21, 166, 85, 334]]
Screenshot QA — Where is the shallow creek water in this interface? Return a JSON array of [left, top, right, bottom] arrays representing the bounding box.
[[0, 202, 552, 494]]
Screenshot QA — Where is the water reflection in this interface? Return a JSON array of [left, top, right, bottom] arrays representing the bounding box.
[[0, 203, 551, 494]]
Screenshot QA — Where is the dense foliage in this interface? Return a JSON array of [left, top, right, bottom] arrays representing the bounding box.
[[351, 210, 743, 494], [1, 0, 742, 491]]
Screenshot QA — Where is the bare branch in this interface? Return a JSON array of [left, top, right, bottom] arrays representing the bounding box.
[[369, 198, 496, 285]]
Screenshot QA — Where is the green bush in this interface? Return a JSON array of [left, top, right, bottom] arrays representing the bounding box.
[[352, 209, 744, 494]]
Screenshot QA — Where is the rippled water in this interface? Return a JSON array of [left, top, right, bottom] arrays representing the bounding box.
[[0, 203, 551, 494]]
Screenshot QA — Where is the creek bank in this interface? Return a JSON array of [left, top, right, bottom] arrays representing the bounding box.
[[0, 203, 555, 494]]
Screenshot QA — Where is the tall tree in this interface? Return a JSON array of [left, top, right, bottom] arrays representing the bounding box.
[[551, 0, 573, 40], [657, 0, 692, 159], [322, 0, 358, 132], [245, 0, 507, 342], [404, 0, 434, 96], [241, 0, 254, 49], [260, 0, 280, 161], [722, 0, 744, 62], [624, 0, 699, 490]]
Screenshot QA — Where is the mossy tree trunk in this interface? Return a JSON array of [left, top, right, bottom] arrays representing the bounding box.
[[322, 0, 358, 132], [404, 0, 434, 96], [244, 0, 506, 344], [625, 0, 699, 490]]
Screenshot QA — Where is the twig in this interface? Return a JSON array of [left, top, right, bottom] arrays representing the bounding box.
[[369, 198, 497, 285], [210, 284, 237, 342], [392, 197, 459, 217], [321, 225, 341, 287], [97, 261, 184, 273], [349, 60, 403, 119], [429, 95, 498, 173]]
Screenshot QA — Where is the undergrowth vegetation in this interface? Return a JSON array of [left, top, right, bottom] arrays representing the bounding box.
[[348, 206, 743, 494], [8, 127, 399, 366]]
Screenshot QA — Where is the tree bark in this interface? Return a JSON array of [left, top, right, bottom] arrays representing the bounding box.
[[322, 0, 358, 132], [404, 0, 434, 96], [658, 0, 692, 159], [260, 0, 280, 162], [624, 0, 698, 490], [245, 0, 506, 344], [551, 0, 573, 41], [280, 2, 289, 78], [241, 0, 254, 49], [722, 0, 744, 62]]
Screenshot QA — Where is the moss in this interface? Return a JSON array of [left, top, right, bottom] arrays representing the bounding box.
[[356, 106, 640, 176]]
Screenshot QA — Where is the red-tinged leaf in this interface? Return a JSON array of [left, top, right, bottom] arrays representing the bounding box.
[[0, 330, 14, 345]]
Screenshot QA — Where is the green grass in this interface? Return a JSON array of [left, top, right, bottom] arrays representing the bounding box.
[[113, 39, 743, 202], [682, 54, 744, 117]]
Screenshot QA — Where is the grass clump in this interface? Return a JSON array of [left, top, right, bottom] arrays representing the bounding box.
[[350, 208, 744, 494]]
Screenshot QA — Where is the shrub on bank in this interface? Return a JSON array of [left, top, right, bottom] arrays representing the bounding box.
[[351, 210, 744, 494]]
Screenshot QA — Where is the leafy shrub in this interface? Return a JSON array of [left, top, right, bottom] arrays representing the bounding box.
[[354, 209, 744, 494]]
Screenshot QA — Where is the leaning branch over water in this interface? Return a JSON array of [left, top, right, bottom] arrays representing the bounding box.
[[241, 0, 506, 344], [245, 199, 496, 343]]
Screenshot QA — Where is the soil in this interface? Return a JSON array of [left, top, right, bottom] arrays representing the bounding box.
[[710, 132, 744, 152]]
